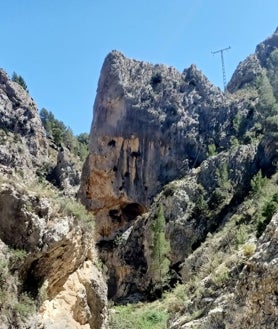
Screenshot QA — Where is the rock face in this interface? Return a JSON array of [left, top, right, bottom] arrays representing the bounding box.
[[48, 147, 81, 196], [227, 27, 278, 92], [79, 51, 257, 241], [0, 178, 108, 329], [169, 213, 278, 329], [226, 54, 263, 93], [98, 144, 258, 301], [223, 214, 278, 329], [38, 261, 108, 329], [0, 69, 47, 172]]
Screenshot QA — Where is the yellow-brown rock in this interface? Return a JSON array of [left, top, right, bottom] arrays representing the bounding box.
[[38, 261, 107, 329]]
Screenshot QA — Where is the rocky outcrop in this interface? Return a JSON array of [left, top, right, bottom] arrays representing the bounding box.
[[223, 213, 278, 329], [169, 213, 278, 329], [0, 67, 109, 328], [227, 27, 278, 93], [227, 54, 263, 93], [0, 178, 108, 329], [256, 27, 278, 66], [38, 260, 108, 329], [100, 144, 258, 301], [79, 50, 260, 242], [48, 147, 81, 196], [0, 68, 82, 196], [0, 69, 47, 173]]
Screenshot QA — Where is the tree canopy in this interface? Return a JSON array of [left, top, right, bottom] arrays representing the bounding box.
[[12, 72, 28, 92], [39, 108, 89, 161]]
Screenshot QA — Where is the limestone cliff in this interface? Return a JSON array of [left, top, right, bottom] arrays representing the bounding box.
[[79, 50, 258, 241]]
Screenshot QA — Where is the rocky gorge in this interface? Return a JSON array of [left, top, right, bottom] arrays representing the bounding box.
[[0, 28, 278, 329]]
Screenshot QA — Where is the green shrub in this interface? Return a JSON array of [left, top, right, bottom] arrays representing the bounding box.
[[192, 193, 208, 217], [230, 136, 240, 148], [58, 198, 94, 231], [209, 187, 229, 209], [232, 113, 242, 134], [256, 71, 277, 116], [217, 163, 231, 188], [149, 204, 170, 290], [251, 170, 268, 194], [14, 293, 35, 318], [207, 143, 217, 156], [9, 248, 27, 271], [256, 192, 278, 237], [211, 264, 229, 286], [110, 304, 168, 329], [235, 224, 248, 246], [242, 243, 256, 257]]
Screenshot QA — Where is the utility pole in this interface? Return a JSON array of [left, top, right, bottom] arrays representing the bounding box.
[[212, 46, 231, 91]]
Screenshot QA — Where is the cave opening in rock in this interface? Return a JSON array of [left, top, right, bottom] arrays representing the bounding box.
[[121, 202, 146, 221], [108, 139, 116, 147], [21, 259, 44, 298]]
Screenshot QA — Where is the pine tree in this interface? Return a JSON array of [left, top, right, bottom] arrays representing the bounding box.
[[149, 204, 170, 290], [266, 49, 278, 100], [12, 72, 28, 92], [257, 71, 277, 117], [250, 170, 268, 193], [39, 108, 89, 160]]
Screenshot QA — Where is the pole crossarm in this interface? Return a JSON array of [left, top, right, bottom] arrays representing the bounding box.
[[212, 46, 231, 91]]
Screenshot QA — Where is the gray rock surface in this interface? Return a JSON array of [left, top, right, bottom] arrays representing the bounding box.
[[227, 54, 263, 93], [227, 27, 278, 93], [169, 213, 278, 329], [49, 147, 81, 196], [0, 69, 47, 172]]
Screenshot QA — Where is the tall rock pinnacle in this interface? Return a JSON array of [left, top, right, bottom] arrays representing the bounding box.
[[78, 51, 235, 239]]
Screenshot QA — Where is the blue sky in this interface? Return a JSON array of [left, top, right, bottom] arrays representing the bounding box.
[[1, 1, 277, 134]]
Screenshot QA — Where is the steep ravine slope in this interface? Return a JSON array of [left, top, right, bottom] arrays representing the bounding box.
[[0, 71, 108, 329], [79, 28, 278, 328]]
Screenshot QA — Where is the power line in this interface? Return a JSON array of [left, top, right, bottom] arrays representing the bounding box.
[[212, 46, 231, 91]]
